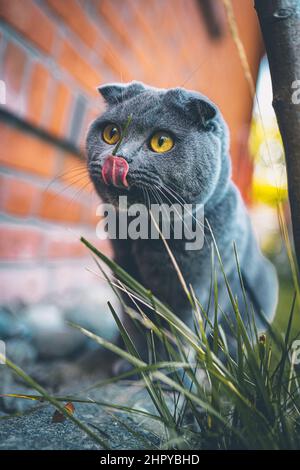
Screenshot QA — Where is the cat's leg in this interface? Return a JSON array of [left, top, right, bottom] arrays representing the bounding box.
[[240, 234, 278, 331], [110, 239, 163, 375], [211, 245, 278, 356]]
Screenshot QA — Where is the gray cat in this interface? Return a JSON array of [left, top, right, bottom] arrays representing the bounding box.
[[86, 81, 278, 357]]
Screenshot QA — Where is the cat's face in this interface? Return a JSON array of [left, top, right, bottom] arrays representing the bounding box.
[[86, 81, 228, 208]]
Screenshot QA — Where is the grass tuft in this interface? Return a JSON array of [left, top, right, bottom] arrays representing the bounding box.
[[2, 236, 299, 450]]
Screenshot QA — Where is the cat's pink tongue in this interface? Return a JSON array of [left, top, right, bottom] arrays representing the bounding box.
[[102, 156, 129, 189]]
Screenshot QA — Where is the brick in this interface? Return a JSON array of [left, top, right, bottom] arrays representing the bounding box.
[[84, 107, 102, 130], [0, 0, 56, 54], [0, 266, 48, 303], [48, 81, 72, 136], [87, 203, 103, 228], [0, 173, 5, 201], [127, 0, 166, 59], [46, 234, 87, 258], [49, 260, 112, 296], [96, 0, 153, 76], [88, 237, 113, 259], [2, 42, 27, 114], [59, 41, 102, 93], [97, 0, 132, 49], [75, 233, 113, 259], [80, 112, 95, 148], [0, 224, 43, 260], [0, 175, 41, 217], [47, 0, 98, 49], [26, 62, 50, 126], [101, 47, 134, 82], [60, 154, 90, 190], [47, 0, 132, 81], [0, 123, 57, 177], [38, 189, 83, 223]]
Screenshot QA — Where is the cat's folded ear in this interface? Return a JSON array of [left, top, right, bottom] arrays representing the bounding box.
[[165, 88, 217, 130], [98, 81, 146, 105]]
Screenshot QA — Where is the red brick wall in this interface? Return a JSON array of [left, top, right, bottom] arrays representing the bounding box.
[[0, 0, 263, 303]]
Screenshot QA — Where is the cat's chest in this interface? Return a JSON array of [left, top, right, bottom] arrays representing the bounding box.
[[125, 240, 214, 317], [129, 239, 211, 300]]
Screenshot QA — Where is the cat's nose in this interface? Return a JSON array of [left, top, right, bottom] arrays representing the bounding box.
[[102, 155, 129, 189]]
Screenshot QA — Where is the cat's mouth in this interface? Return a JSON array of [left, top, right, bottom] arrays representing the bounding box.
[[101, 155, 129, 190], [89, 158, 168, 205]]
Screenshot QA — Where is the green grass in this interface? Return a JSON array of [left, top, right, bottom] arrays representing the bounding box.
[[1, 236, 299, 450], [274, 274, 300, 334]]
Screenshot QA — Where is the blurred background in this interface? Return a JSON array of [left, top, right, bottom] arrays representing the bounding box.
[[0, 0, 296, 405]]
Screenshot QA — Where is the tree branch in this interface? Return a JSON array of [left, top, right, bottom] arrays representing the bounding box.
[[254, 0, 300, 278]]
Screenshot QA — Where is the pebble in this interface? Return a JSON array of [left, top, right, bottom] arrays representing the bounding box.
[[22, 304, 86, 359]]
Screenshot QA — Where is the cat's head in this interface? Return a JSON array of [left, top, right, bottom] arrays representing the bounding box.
[[86, 81, 230, 208]]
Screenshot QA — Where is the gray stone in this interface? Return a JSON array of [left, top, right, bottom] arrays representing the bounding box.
[[5, 338, 37, 365], [0, 385, 161, 450], [23, 304, 86, 359], [0, 308, 25, 339], [64, 287, 119, 344], [0, 368, 38, 413]]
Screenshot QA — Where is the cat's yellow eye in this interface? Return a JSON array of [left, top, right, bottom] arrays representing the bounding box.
[[150, 132, 174, 153], [102, 123, 121, 145]]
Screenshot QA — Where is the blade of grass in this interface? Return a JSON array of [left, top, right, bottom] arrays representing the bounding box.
[[1, 356, 110, 449]]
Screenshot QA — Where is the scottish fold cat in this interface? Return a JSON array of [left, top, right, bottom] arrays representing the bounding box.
[[86, 81, 278, 357]]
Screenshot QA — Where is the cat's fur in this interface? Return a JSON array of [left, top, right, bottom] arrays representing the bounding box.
[[86, 81, 278, 354]]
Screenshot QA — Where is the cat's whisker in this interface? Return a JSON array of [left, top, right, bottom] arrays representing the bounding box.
[[67, 180, 93, 207], [159, 182, 206, 230], [145, 187, 151, 213], [42, 173, 91, 205], [151, 187, 161, 206], [161, 180, 197, 207], [155, 184, 206, 241], [151, 187, 176, 233], [155, 183, 185, 207], [141, 187, 146, 209], [46, 179, 93, 219], [84, 81, 278, 354], [129, 175, 202, 237], [89, 160, 102, 167], [154, 185, 191, 235], [159, 181, 187, 205], [131, 179, 156, 191], [45, 166, 88, 192]]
